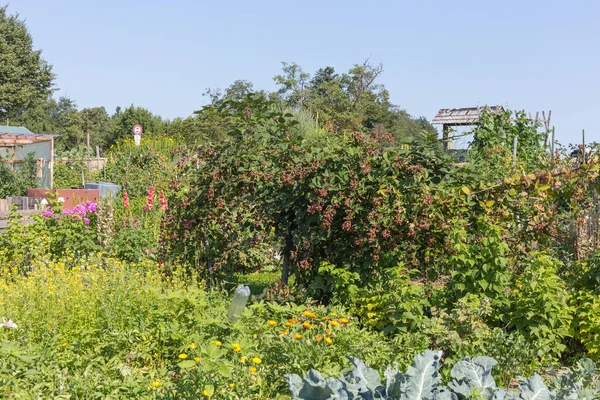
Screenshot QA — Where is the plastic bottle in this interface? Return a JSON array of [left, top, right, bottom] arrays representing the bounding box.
[[227, 285, 250, 323]]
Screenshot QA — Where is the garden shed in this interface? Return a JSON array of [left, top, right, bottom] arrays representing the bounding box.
[[0, 126, 57, 189]]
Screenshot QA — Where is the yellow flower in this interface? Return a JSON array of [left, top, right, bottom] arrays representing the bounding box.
[[267, 320, 277, 326], [302, 321, 313, 329], [194, 357, 201, 363], [252, 357, 262, 364], [329, 320, 339, 327], [280, 329, 289, 335], [229, 383, 235, 388], [178, 353, 188, 359], [240, 356, 247, 363], [340, 317, 349, 324], [285, 322, 292, 327], [325, 337, 333, 345], [303, 311, 317, 319], [294, 333, 303, 339], [250, 367, 257, 374], [203, 389, 209, 396], [322, 316, 329, 320], [326, 329, 332, 335], [330, 312, 337, 316], [316, 334, 323, 343], [189, 343, 196, 349], [289, 318, 299, 323], [214, 340, 222, 346], [232, 343, 241, 352], [151, 380, 161, 388]]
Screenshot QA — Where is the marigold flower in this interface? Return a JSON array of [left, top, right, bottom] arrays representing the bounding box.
[[250, 367, 257, 374], [340, 317, 349, 324], [329, 320, 339, 327], [294, 334, 303, 339], [252, 357, 262, 364], [240, 356, 247, 363], [151, 380, 161, 388], [232, 343, 241, 352], [229, 383, 235, 388], [326, 329, 332, 335], [189, 343, 196, 349], [194, 357, 201, 363], [285, 322, 292, 327], [316, 334, 323, 343], [322, 316, 329, 320], [267, 320, 277, 326], [303, 311, 317, 319], [302, 322, 312, 329], [178, 353, 188, 359], [214, 340, 222, 346], [325, 337, 333, 345], [280, 329, 289, 335], [289, 318, 299, 323]]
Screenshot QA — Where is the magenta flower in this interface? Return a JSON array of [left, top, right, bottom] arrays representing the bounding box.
[[85, 201, 97, 213], [61, 208, 72, 215], [42, 209, 54, 218], [83, 218, 90, 225]]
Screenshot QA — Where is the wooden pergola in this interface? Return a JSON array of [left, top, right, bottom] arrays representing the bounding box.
[[432, 106, 504, 150]]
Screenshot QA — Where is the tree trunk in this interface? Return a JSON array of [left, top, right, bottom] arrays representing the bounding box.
[[280, 239, 293, 285]]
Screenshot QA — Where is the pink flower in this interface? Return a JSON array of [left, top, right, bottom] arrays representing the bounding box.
[[123, 191, 130, 210], [42, 209, 54, 218], [83, 218, 90, 225], [85, 201, 97, 213], [160, 192, 168, 211]]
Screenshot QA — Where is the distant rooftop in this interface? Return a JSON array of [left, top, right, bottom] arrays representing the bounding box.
[[432, 106, 504, 126], [0, 126, 59, 145]]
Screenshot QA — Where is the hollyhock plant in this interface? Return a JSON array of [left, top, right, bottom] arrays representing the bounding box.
[[123, 190, 130, 210]]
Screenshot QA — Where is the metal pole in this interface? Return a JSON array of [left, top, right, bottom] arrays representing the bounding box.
[[551, 127, 555, 154], [513, 135, 518, 158]]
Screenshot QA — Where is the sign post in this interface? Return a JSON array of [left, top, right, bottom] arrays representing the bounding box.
[[132, 125, 142, 146]]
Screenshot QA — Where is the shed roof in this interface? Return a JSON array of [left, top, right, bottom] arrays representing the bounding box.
[[432, 106, 504, 126], [0, 126, 58, 145]]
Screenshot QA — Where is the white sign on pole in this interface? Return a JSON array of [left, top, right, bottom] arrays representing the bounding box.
[[132, 125, 143, 146]]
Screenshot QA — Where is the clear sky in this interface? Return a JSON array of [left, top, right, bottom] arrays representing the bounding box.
[[6, 0, 600, 145]]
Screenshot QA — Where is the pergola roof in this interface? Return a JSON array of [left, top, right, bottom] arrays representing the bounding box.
[[432, 106, 504, 126], [0, 126, 58, 145]]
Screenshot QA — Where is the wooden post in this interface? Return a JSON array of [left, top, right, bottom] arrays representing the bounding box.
[[50, 137, 54, 189], [583, 129, 586, 165], [442, 124, 450, 151], [95, 146, 100, 175], [86, 130, 91, 176], [551, 126, 555, 154], [513, 135, 518, 158]]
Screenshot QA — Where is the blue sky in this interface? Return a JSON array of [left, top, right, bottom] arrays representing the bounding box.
[[6, 0, 600, 145]]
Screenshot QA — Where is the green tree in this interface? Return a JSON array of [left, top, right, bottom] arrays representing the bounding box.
[[0, 5, 55, 120], [81, 106, 114, 150], [111, 105, 165, 142]]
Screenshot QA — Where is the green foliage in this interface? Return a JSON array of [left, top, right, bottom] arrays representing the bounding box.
[[510, 253, 573, 361], [0, 153, 37, 197], [470, 109, 548, 173], [448, 219, 512, 317], [109, 227, 154, 262], [0, 5, 55, 119]]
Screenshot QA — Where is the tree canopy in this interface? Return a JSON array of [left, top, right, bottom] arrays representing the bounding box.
[[0, 5, 55, 120]]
